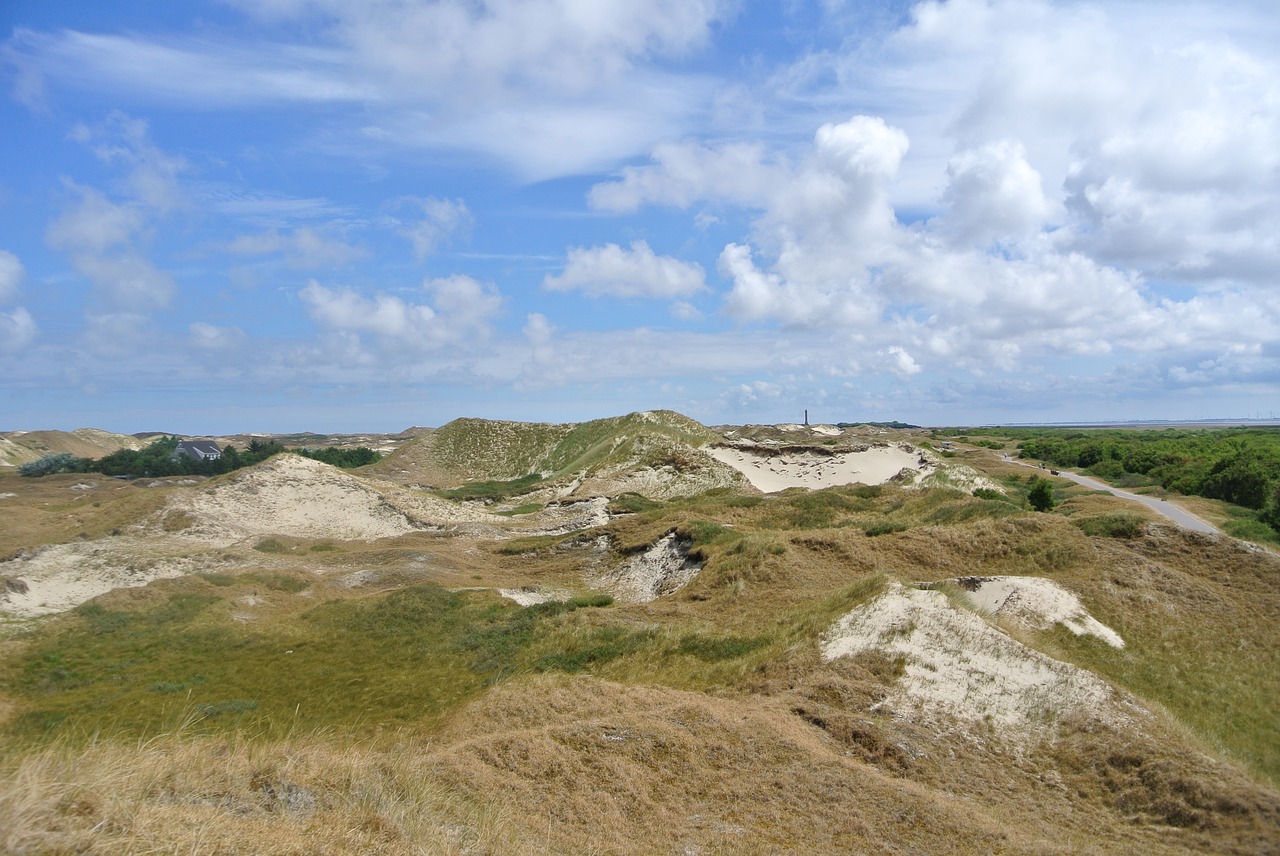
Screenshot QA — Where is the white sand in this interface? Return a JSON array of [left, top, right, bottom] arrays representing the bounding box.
[[597, 533, 701, 602], [948, 576, 1125, 648], [0, 539, 221, 617], [497, 586, 573, 606], [706, 444, 930, 493], [821, 583, 1132, 740]]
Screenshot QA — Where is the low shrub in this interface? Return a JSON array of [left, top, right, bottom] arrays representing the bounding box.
[[1073, 513, 1147, 539]]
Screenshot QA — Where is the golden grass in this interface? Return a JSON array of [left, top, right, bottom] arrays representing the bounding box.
[[4, 447, 1280, 854], [0, 472, 173, 555]]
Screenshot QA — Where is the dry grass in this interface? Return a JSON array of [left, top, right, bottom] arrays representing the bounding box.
[[5, 672, 1276, 855], [0, 472, 174, 556], [4, 438, 1280, 854], [0, 727, 526, 855]]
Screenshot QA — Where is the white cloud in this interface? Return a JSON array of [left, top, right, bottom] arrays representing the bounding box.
[[227, 227, 366, 268], [80, 313, 152, 358], [936, 140, 1057, 248], [300, 274, 502, 350], [190, 322, 247, 351], [588, 140, 786, 212], [45, 117, 184, 312], [70, 254, 175, 311], [878, 346, 922, 379], [71, 111, 187, 213], [610, 96, 1279, 384], [46, 183, 143, 256], [671, 300, 701, 321], [0, 307, 37, 353], [0, 250, 24, 303], [7, 1, 735, 179], [543, 240, 707, 299], [392, 197, 472, 259]]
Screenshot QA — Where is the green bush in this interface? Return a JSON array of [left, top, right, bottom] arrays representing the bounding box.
[[1073, 513, 1146, 539], [18, 452, 86, 476], [1028, 477, 1056, 512]]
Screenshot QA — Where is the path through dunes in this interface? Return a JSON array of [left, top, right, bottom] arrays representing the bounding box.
[[1006, 456, 1220, 534]]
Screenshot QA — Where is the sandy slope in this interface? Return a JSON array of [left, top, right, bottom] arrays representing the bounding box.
[[0, 428, 144, 468], [821, 582, 1140, 739], [0, 538, 226, 617], [944, 575, 1125, 648], [0, 456, 508, 618], [169, 454, 504, 546], [707, 444, 931, 492]]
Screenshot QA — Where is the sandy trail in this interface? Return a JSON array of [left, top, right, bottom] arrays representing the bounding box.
[[707, 445, 928, 492], [1004, 456, 1220, 534]]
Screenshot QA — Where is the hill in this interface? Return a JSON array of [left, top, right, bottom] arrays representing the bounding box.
[[1, 418, 1278, 853], [0, 428, 144, 468], [373, 410, 746, 499]]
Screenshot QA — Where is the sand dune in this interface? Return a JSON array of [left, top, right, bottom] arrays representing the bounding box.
[[707, 443, 931, 492]]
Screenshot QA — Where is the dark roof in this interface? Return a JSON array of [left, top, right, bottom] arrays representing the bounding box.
[[177, 440, 221, 454]]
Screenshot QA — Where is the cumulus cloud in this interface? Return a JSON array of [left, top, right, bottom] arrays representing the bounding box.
[[936, 140, 1057, 248], [300, 274, 502, 350], [0, 250, 24, 303], [608, 95, 1279, 384], [878, 346, 922, 379], [543, 240, 707, 299]]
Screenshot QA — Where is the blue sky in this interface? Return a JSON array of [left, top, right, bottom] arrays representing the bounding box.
[[1, 0, 1278, 434]]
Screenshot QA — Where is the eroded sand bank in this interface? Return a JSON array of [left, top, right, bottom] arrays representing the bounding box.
[[706, 444, 929, 492]]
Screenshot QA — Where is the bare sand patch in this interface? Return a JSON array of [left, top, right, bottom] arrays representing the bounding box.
[[595, 533, 701, 602], [163, 455, 503, 547], [820, 583, 1136, 740], [0, 539, 221, 618], [496, 586, 573, 606], [707, 444, 931, 492], [942, 576, 1125, 648]]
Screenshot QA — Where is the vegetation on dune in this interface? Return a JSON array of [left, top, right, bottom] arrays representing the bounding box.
[[404, 410, 720, 491], [294, 446, 382, 468], [3, 419, 1280, 853], [1, 580, 620, 743], [946, 426, 1280, 533], [18, 436, 382, 480]]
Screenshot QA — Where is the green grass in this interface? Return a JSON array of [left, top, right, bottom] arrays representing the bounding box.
[[0, 583, 616, 744], [197, 572, 311, 592], [608, 492, 664, 515], [1047, 623, 1280, 784], [533, 626, 656, 673], [496, 503, 544, 517], [1072, 513, 1147, 539], [440, 473, 544, 502], [675, 633, 770, 662], [252, 537, 288, 554]]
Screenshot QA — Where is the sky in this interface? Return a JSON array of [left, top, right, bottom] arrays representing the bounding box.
[[1, 0, 1278, 434]]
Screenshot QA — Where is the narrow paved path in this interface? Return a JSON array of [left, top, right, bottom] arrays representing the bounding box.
[[1002, 457, 1221, 535]]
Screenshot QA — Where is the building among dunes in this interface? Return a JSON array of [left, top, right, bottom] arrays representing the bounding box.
[[174, 439, 222, 462]]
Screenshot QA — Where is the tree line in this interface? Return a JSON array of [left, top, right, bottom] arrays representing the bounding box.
[[17, 436, 381, 478], [982, 427, 1280, 533]]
